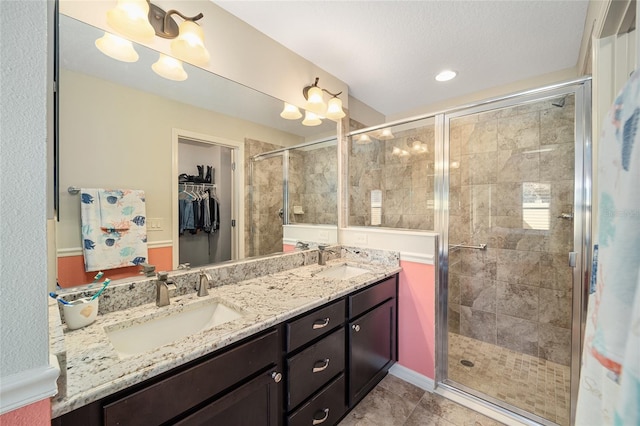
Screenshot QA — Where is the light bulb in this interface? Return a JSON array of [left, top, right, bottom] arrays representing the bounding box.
[[95, 32, 139, 62], [170, 20, 210, 66], [305, 86, 326, 115], [379, 128, 394, 140], [280, 102, 302, 120], [326, 97, 346, 120], [435, 70, 457, 82], [355, 134, 372, 145], [302, 110, 322, 126], [106, 0, 155, 43], [152, 54, 188, 81]]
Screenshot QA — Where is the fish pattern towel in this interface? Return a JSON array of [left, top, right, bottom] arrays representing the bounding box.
[[576, 69, 640, 425], [80, 188, 148, 272]]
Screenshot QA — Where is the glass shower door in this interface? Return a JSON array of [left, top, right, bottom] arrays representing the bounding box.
[[443, 93, 582, 426], [249, 153, 284, 257]]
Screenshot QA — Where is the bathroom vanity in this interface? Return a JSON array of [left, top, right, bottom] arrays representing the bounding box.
[[50, 248, 400, 425]]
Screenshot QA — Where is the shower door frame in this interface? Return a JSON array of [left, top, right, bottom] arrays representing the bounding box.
[[434, 78, 592, 426], [248, 150, 289, 257]]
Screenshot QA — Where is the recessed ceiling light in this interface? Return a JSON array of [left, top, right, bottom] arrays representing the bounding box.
[[435, 70, 457, 82]]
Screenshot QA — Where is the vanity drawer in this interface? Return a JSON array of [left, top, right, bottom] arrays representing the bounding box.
[[349, 276, 396, 319], [287, 327, 345, 410], [103, 329, 279, 426], [288, 374, 346, 426], [287, 299, 345, 352]]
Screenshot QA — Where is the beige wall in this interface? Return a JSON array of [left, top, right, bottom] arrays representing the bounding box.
[[57, 69, 302, 253]]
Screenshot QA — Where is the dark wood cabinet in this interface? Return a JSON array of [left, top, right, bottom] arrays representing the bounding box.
[[54, 329, 282, 426], [53, 273, 399, 426], [174, 368, 280, 426], [348, 298, 396, 405]]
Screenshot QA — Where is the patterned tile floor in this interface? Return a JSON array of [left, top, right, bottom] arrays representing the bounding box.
[[338, 374, 506, 426], [448, 333, 571, 426]]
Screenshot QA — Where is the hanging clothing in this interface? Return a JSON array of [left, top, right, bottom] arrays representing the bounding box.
[[179, 198, 194, 234], [211, 195, 220, 232]]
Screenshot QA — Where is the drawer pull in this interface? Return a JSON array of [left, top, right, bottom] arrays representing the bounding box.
[[312, 358, 330, 373], [312, 408, 329, 425], [312, 318, 330, 329], [352, 324, 361, 332], [271, 371, 282, 383]]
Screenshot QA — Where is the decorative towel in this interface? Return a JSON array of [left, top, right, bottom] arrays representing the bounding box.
[[80, 188, 148, 272], [576, 69, 640, 425]]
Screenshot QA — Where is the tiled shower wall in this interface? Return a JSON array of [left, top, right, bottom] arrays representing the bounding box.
[[245, 138, 284, 257], [348, 121, 435, 230], [288, 145, 338, 225], [447, 96, 575, 366]]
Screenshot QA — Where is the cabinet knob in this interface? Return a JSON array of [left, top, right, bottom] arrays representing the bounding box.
[[352, 324, 361, 332], [271, 371, 282, 383], [312, 358, 330, 373], [312, 317, 330, 329], [312, 408, 329, 425]]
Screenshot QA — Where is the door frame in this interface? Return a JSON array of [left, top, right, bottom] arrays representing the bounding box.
[[171, 128, 245, 268]]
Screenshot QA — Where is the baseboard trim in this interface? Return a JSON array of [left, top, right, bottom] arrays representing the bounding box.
[[0, 355, 60, 415], [388, 363, 435, 392]]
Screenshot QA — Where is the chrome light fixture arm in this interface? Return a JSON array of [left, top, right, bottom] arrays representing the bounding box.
[[303, 77, 343, 100]]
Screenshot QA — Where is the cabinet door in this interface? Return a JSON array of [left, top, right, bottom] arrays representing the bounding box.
[[174, 368, 282, 426], [348, 298, 396, 405]]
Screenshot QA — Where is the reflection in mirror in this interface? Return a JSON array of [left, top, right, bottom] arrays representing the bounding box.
[[247, 138, 338, 257], [348, 117, 436, 230], [56, 14, 338, 288], [288, 140, 338, 226]]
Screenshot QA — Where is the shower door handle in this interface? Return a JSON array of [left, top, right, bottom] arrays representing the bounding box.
[[568, 252, 577, 268], [278, 208, 284, 219]]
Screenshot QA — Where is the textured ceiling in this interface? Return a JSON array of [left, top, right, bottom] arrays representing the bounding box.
[[214, 1, 590, 117]]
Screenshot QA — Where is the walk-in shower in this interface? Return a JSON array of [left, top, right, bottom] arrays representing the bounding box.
[[437, 79, 591, 426], [345, 78, 591, 425]]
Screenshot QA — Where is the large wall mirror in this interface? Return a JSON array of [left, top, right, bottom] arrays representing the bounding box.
[[56, 13, 339, 288]]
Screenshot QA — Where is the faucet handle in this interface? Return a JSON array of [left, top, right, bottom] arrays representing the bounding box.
[[157, 271, 168, 281], [318, 244, 328, 251]]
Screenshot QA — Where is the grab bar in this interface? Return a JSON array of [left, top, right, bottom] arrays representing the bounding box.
[[449, 243, 487, 251]]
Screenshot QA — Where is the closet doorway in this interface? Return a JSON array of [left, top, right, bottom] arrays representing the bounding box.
[[172, 129, 244, 269]]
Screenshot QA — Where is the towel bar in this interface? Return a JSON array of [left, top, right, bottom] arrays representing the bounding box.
[[449, 243, 487, 251]]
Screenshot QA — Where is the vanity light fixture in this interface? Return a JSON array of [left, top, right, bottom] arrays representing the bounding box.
[[280, 77, 346, 126], [435, 69, 457, 82], [99, 0, 211, 80], [95, 32, 139, 62]]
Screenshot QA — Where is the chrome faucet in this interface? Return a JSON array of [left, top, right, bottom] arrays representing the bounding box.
[[197, 270, 211, 297], [295, 241, 310, 250], [156, 271, 171, 307], [318, 245, 336, 266]]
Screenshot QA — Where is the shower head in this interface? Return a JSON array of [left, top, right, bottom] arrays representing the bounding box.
[[552, 97, 566, 108]]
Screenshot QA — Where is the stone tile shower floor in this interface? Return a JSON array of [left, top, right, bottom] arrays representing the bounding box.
[[448, 333, 570, 426], [339, 374, 506, 426]]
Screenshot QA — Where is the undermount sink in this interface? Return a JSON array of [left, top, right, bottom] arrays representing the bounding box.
[[315, 264, 370, 280], [105, 299, 243, 357]]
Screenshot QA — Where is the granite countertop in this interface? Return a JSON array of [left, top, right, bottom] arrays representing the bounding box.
[[51, 252, 401, 418]]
